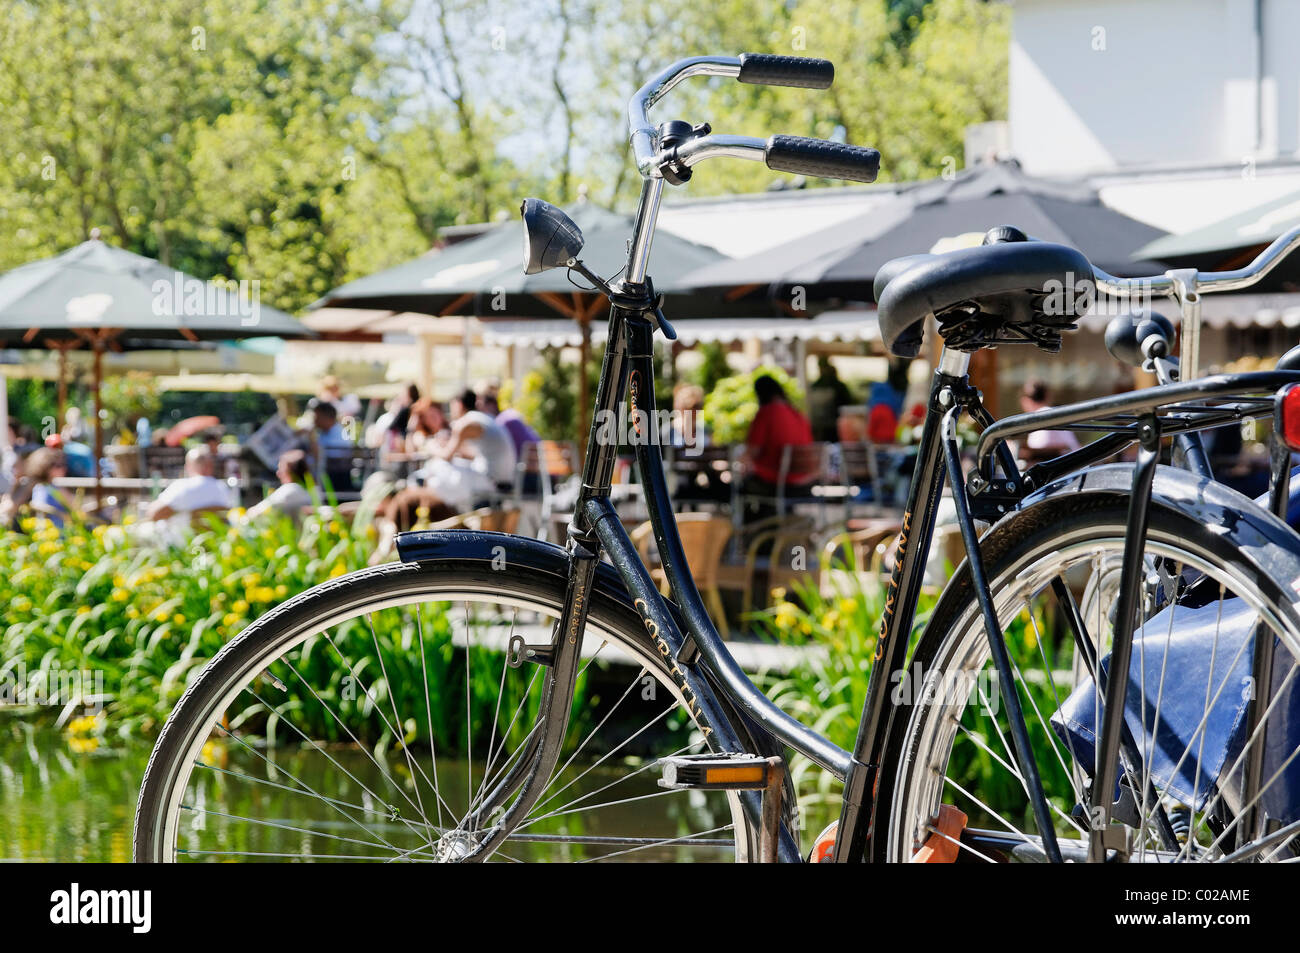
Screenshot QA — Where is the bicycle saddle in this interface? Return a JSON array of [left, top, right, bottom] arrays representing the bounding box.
[[874, 236, 1094, 358]]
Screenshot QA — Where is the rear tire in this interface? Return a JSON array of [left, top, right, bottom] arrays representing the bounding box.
[[876, 492, 1300, 862]]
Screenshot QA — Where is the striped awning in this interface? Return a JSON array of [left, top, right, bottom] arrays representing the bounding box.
[[1080, 292, 1300, 331], [478, 309, 881, 348]]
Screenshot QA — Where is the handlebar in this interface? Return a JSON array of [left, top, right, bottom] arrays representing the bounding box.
[[1094, 223, 1300, 299], [627, 54, 878, 185]]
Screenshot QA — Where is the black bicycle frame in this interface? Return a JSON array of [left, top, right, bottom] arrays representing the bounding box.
[[496, 161, 1300, 862]]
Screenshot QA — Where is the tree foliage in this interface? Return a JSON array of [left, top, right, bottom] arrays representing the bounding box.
[[0, 0, 1008, 311]]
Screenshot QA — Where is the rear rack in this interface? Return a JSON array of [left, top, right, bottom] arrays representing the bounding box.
[[973, 370, 1300, 499]]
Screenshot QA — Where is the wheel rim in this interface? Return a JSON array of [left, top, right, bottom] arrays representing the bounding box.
[[888, 528, 1300, 863], [143, 579, 753, 862]]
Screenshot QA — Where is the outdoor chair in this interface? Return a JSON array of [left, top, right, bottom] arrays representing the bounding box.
[[140, 445, 186, 480], [320, 445, 378, 495], [818, 521, 902, 597], [512, 440, 577, 540], [430, 506, 522, 534], [714, 514, 825, 620], [836, 441, 888, 523], [188, 506, 230, 530], [733, 442, 832, 544], [631, 512, 733, 638]]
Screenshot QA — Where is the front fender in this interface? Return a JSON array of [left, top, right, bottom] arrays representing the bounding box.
[[396, 529, 652, 617]]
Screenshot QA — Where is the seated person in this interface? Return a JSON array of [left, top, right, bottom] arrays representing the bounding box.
[[737, 375, 815, 520], [303, 399, 356, 491], [244, 450, 316, 521], [739, 375, 814, 492], [415, 389, 517, 511], [146, 446, 234, 521], [44, 433, 94, 478], [1018, 379, 1080, 463], [405, 399, 448, 454], [25, 447, 73, 528], [0, 445, 37, 527], [477, 384, 540, 458]]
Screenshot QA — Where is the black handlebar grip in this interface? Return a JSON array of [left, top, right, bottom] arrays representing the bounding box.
[[737, 53, 834, 89], [765, 135, 880, 183]]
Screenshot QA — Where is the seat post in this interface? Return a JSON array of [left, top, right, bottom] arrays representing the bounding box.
[[937, 346, 971, 378]]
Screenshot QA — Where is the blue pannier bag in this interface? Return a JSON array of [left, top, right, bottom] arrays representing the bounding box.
[[1051, 594, 1300, 825], [1051, 469, 1300, 828]]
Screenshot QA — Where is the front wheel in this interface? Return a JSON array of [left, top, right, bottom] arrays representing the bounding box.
[[879, 492, 1300, 863], [134, 559, 762, 862]]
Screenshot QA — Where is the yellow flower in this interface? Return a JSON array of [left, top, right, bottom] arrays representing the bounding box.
[[328, 562, 346, 578], [172, 613, 186, 626], [222, 612, 241, 627], [328, 520, 342, 534], [232, 599, 249, 614], [65, 712, 102, 753], [200, 738, 228, 768], [67, 736, 99, 754], [244, 573, 261, 588], [76, 605, 91, 616], [274, 584, 288, 598], [126, 606, 139, 619], [111, 588, 129, 602]]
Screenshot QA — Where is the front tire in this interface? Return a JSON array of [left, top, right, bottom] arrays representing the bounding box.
[[135, 559, 763, 862]]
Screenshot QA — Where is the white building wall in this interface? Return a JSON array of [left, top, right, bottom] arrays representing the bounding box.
[[1010, 0, 1300, 177]]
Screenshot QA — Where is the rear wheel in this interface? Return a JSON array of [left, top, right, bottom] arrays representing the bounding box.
[[880, 494, 1300, 863], [134, 560, 761, 862]]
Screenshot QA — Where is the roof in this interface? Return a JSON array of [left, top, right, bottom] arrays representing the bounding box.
[[0, 239, 308, 343]]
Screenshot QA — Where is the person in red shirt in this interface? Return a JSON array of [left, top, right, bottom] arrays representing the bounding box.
[[741, 375, 814, 499]]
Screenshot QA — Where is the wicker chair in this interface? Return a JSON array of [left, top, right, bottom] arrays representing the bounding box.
[[632, 513, 734, 637]]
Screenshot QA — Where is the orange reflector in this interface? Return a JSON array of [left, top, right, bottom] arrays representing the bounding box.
[[1277, 384, 1300, 451], [911, 804, 968, 863], [809, 821, 838, 862], [704, 765, 766, 785]]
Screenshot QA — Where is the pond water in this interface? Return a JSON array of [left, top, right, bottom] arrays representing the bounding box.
[[0, 718, 754, 862]]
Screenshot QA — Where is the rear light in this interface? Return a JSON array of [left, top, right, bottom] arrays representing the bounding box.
[[1275, 383, 1300, 451]]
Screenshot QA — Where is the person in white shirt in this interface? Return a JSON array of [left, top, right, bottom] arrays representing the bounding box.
[[146, 446, 234, 521], [244, 449, 315, 521], [415, 388, 517, 511]]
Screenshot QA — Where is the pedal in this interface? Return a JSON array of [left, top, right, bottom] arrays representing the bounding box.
[[661, 753, 786, 862], [658, 753, 777, 790]]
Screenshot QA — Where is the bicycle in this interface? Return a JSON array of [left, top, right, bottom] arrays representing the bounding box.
[[136, 54, 1300, 862]]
